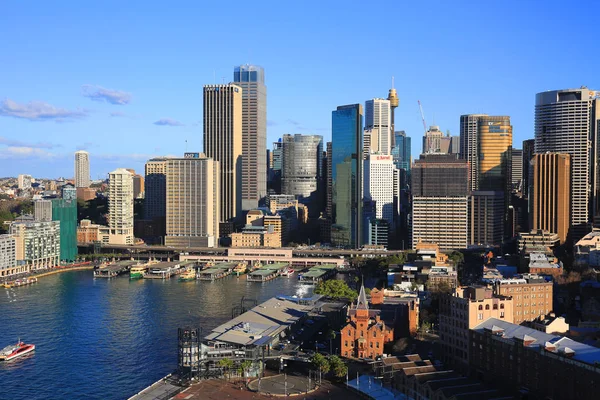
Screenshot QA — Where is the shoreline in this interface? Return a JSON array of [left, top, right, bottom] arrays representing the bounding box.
[[2, 265, 94, 284]]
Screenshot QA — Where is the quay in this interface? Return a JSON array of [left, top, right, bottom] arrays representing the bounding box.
[[94, 260, 138, 278], [144, 261, 183, 279], [197, 263, 234, 281], [297, 264, 337, 284], [3, 277, 37, 288], [247, 262, 288, 282]]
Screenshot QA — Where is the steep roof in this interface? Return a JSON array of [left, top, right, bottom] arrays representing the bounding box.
[[356, 283, 369, 310]]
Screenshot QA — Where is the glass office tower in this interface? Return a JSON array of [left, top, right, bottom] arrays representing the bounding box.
[[331, 104, 363, 248], [51, 199, 77, 262]]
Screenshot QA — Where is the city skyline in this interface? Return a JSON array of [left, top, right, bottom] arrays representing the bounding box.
[[1, 1, 598, 178]]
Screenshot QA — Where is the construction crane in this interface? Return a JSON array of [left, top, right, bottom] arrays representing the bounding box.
[[418, 100, 430, 153]]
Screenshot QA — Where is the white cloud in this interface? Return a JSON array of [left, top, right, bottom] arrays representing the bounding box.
[[153, 118, 184, 127], [0, 99, 88, 121], [0, 136, 56, 149], [82, 84, 132, 105], [0, 146, 56, 159]]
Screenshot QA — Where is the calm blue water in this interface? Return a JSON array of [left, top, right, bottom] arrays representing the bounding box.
[[0, 271, 310, 400]]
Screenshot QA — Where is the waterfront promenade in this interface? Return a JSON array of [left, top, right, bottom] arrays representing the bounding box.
[[1, 263, 94, 284]]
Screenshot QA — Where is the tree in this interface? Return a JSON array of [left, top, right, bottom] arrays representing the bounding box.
[[239, 360, 252, 378], [314, 279, 358, 301], [448, 251, 464, 266], [311, 353, 330, 374], [218, 358, 234, 379], [326, 329, 336, 355], [328, 355, 347, 379]]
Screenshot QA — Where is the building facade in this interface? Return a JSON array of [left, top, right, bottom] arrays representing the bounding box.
[[364, 154, 395, 226], [0, 234, 17, 278], [144, 157, 167, 238], [34, 199, 53, 222], [10, 220, 60, 272], [493, 274, 553, 325], [365, 98, 392, 155], [281, 134, 323, 211], [164, 155, 220, 248], [108, 168, 134, 245], [531, 153, 571, 244], [422, 125, 444, 154], [52, 199, 77, 262], [17, 174, 32, 190], [203, 84, 243, 222], [469, 191, 504, 246], [233, 65, 267, 211], [522, 138, 535, 199], [535, 88, 600, 241], [511, 148, 523, 188], [331, 104, 363, 248], [74, 150, 90, 188]]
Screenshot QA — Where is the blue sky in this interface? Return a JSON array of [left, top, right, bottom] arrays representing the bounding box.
[[1, 0, 598, 179]]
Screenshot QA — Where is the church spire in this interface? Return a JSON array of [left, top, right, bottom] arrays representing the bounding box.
[[356, 282, 369, 310]]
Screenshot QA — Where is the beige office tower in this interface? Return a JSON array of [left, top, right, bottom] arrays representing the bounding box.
[[164, 155, 220, 248], [203, 84, 243, 222], [108, 168, 134, 245], [74, 150, 90, 188], [234, 65, 267, 211], [532, 153, 571, 244], [460, 115, 513, 193]]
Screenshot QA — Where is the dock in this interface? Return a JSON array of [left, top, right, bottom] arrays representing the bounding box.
[[247, 262, 289, 282], [144, 261, 184, 279], [94, 260, 138, 278], [197, 262, 233, 281], [297, 264, 337, 284]]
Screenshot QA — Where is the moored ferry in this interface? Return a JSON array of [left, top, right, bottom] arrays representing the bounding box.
[[129, 266, 146, 280], [280, 267, 295, 277], [178, 268, 196, 281], [0, 340, 35, 361]]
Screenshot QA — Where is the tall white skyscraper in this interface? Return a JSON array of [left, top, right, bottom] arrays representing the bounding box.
[[364, 154, 395, 226], [365, 99, 392, 155], [74, 150, 90, 188], [108, 168, 134, 245]]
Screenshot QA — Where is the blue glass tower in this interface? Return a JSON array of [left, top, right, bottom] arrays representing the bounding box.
[[331, 104, 363, 248], [392, 131, 411, 189]]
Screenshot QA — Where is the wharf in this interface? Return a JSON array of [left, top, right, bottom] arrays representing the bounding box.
[[197, 263, 233, 281], [94, 260, 138, 278], [144, 261, 185, 279], [247, 262, 289, 282], [297, 264, 337, 284]]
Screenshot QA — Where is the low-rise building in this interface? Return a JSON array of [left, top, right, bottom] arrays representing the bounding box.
[[492, 274, 553, 325], [76, 187, 96, 201], [518, 229, 559, 254], [575, 230, 600, 267], [230, 225, 281, 248], [528, 252, 563, 277], [340, 285, 394, 359], [471, 318, 600, 400], [77, 219, 109, 244], [439, 286, 513, 368], [530, 313, 569, 334]]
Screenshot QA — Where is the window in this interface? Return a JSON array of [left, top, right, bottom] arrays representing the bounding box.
[[348, 331, 351, 336], [478, 313, 483, 320], [493, 304, 498, 310], [500, 312, 505, 318], [485, 304, 490, 310], [500, 304, 504, 309], [478, 305, 483, 310], [345, 341, 348, 347], [376, 342, 380, 348]]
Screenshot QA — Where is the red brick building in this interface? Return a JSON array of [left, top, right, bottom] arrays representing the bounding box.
[[340, 285, 393, 359]]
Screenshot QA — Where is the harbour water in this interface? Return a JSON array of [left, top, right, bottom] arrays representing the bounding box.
[[0, 270, 311, 400]]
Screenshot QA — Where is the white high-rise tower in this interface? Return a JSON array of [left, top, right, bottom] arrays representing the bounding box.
[[365, 99, 392, 156], [108, 168, 134, 245], [74, 150, 90, 188]]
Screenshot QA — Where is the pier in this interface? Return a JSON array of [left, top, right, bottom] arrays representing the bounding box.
[[297, 264, 337, 284], [197, 264, 233, 281], [94, 260, 138, 278], [247, 262, 288, 282], [144, 261, 182, 279]]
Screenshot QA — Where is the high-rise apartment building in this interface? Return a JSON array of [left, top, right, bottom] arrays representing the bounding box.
[[522, 139, 535, 198], [365, 98, 391, 155], [62, 184, 76, 201], [331, 104, 363, 248], [10, 220, 60, 272], [411, 154, 469, 250], [511, 148, 523, 188], [281, 134, 323, 210], [203, 84, 243, 223], [108, 168, 134, 245], [460, 115, 513, 193], [17, 174, 32, 190], [34, 199, 53, 222], [233, 65, 267, 210], [364, 154, 395, 226], [531, 153, 571, 244], [164, 154, 219, 247], [74, 150, 90, 188], [0, 234, 17, 278], [535, 88, 600, 241], [52, 199, 77, 262]]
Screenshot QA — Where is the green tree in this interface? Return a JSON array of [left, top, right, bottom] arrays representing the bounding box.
[[218, 358, 234, 379], [239, 360, 252, 377], [314, 279, 358, 301], [328, 355, 347, 379], [311, 353, 330, 374], [448, 251, 464, 265], [326, 329, 336, 354]]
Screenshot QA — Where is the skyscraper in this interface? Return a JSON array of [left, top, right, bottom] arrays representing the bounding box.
[[74, 150, 90, 188], [331, 104, 363, 248], [108, 168, 134, 245], [233, 65, 267, 210], [460, 115, 513, 193], [144, 158, 168, 239], [52, 199, 77, 262], [365, 99, 391, 155], [364, 154, 395, 226], [535, 88, 599, 241], [531, 153, 571, 244], [165, 154, 220, 247], [392, 130, 411, 179], [412, 154, 469, 250], [388, 84, 399, 148], [203, 84, 243, 223], [511, 148, 523, 189], [522, 139, 535, 199], [422, 125, 444, 154], [281, 134, 323, 212]]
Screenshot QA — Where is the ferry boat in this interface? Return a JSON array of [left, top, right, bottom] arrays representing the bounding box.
[[280, 267, 295, 277], [178, 268, 196, 281], [233, 262, 248, 276], [0, 340, 35, 361], [130, 266, 146, 280]]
